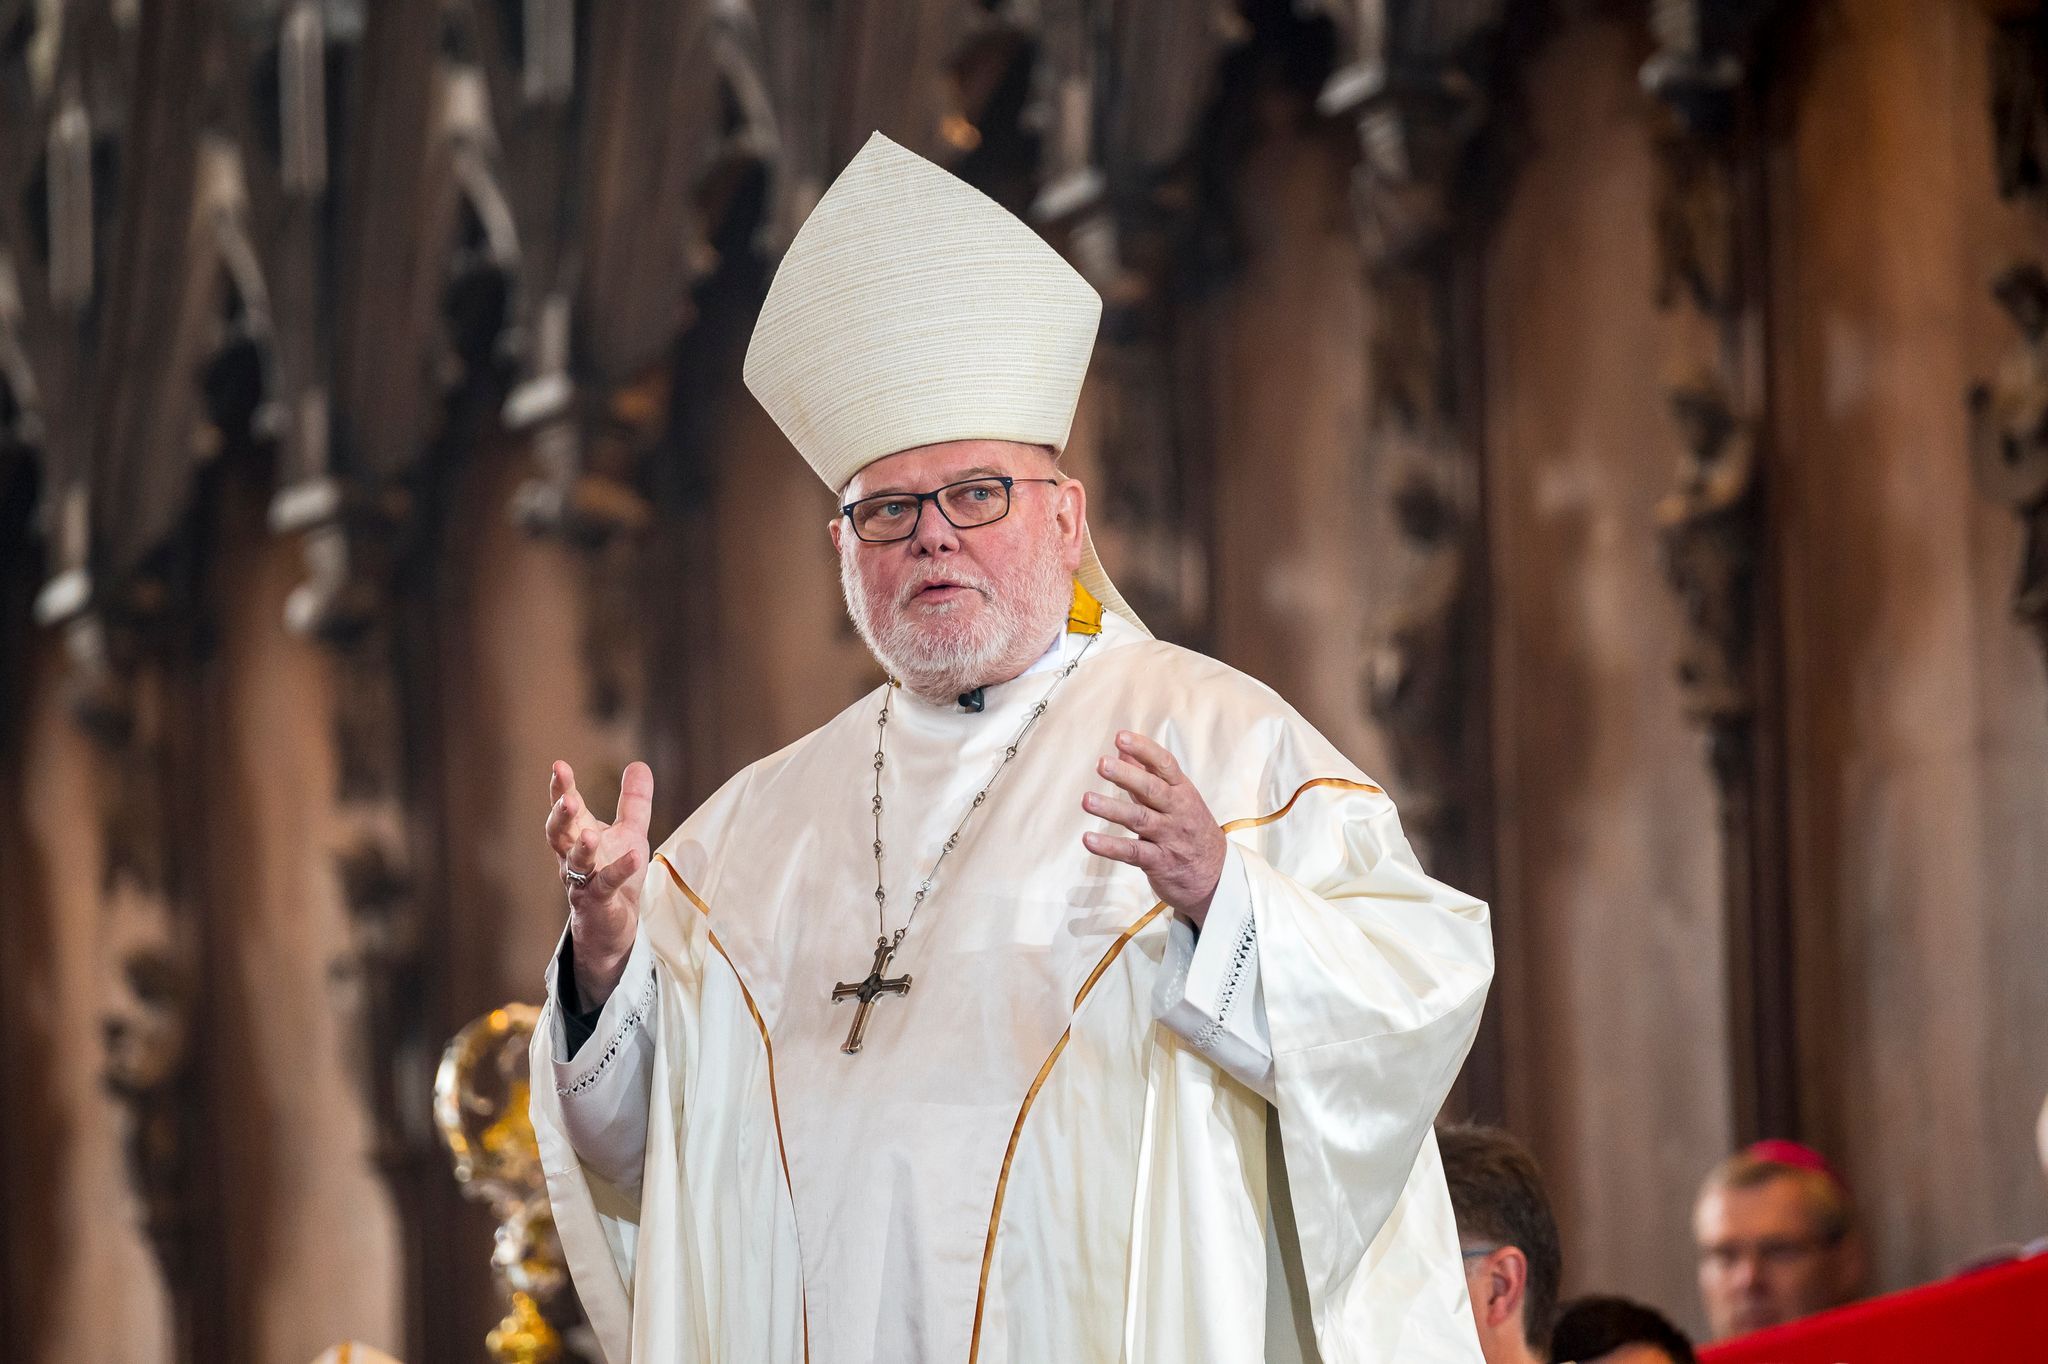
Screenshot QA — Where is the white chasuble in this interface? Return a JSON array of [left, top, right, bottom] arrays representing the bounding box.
[[529, 611, 1493, 1364]]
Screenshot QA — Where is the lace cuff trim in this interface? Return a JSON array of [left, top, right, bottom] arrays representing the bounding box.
[[1191, 910, 1258, 1053], [556, 967, 657, 1097]]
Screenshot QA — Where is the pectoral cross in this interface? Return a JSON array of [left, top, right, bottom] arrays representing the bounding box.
[[832, 938, 913, 1054]]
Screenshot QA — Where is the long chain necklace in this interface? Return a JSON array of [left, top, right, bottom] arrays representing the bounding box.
[[829, 633, 1098, 1054]]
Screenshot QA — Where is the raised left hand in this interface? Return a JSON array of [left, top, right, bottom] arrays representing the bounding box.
[[1081, 730, 1227, 928]]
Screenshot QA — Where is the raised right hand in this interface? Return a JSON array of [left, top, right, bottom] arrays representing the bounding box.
[[546, 759, 653, 1009]]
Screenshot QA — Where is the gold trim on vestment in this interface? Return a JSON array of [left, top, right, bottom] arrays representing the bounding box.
[[965, 773, 1384, 1361], [966, 898, 1168, 1360], [655, 854, 812, 1364], [1222, 776, 1381, 832]]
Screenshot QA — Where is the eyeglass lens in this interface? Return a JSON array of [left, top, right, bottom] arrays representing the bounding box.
[[849, 478, 1011, 541]]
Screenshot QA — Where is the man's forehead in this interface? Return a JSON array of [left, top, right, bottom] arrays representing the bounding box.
[[1697, 1177, 1824, 1235], [845, 439, 1056, 495]]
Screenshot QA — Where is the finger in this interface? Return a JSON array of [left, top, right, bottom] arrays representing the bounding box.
[[1082, 790, 1155, 837], [545, 786, 588, 853], [1116, 731, 1185, 785], [590, 845, 645, 896], [547, 760, 583, 839], [615, 761, 654, 839], [1083, 830, 1156, 868], [1099, 754, 1171, 810], [566, 826, 601, 873]]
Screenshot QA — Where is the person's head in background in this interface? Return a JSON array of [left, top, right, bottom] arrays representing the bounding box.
[[1693, 1141, 1865, 1341], [2036, 1091, 2047, 1188], [1441, 1123, 1564, 1364], [1549, 1295, 1697, 1364]]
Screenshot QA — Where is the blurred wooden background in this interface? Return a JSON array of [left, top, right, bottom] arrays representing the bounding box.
[[2, 0, 2045, 1359]]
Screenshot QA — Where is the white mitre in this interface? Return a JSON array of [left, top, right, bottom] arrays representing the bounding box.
[[743, 131, 1147, 634]]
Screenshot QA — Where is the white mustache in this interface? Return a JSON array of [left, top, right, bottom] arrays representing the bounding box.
[[897, 571, 989, 607]]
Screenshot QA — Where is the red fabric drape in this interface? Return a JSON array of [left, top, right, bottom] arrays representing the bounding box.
[[1699, 1253, 2048, 1363]]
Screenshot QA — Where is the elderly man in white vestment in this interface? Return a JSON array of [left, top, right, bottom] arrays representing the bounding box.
[[529, 133, 1495, 1364]]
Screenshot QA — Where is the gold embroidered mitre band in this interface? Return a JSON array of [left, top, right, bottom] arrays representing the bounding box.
[[742, 131, 1147, 634]]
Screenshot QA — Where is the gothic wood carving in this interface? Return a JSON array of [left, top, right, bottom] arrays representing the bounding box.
[[1025, 0, 1236, 646], [249, 2, 520, 1356], [1316, 0, 1502, 865], [1986, 3, 2048, 202], [1977, 12, 2048, 704], [476, 0, 706, 733], [1972, 265, 2048, 683], [1313, 0, 1513, 1120], [0, 351, 42, 1360], [1641, 0, 1799, 1145], [0, 3, 233, 1358]]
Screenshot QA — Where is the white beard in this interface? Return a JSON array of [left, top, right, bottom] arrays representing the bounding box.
[[840, 513, 1072, 704]]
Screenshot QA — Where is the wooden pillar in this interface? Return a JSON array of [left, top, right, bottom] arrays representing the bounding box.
[[268, 3, 500, 1355], [1024, 0, 1232, 647], [1318, 0, 1514, 1120], [1972, 5, 2048, 712], [1639, 0, 1799, 1144], [3, 0, 239, 1353]]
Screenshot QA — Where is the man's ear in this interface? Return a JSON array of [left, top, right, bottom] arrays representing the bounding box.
[[1479, 1246, 1531, 1330], [829, 514, 844, 555], [1055, 475, 1087, 567]]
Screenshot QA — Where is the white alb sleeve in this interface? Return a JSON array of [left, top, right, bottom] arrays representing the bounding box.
[[544, 924, 658, 1193], [1152, 844, 1276, 1100]]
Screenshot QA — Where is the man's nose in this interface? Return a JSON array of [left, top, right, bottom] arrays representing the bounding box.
[[907, 499, 961, 555]]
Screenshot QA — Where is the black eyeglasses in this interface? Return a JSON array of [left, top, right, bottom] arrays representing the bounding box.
[[840, 475, 1060, 544]]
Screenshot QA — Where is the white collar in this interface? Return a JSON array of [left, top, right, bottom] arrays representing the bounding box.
[[1011, 627, 1071, 681]]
